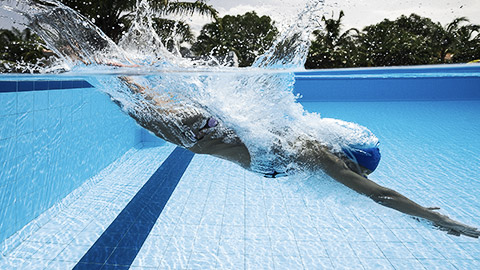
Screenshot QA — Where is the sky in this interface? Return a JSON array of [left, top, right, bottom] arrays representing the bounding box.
[[1, 0, 479, 35], [186, 0, 480, 33]]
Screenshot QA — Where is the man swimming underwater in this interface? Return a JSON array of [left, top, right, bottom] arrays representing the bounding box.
[[114, 76, 479, 238]]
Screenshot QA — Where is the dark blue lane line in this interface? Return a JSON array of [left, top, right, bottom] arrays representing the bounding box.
[[73, 147, 195, 270], [0, 80, 93, 93]]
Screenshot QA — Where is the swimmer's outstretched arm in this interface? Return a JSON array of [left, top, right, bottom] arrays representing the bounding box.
[[305, 145, 480, 238]]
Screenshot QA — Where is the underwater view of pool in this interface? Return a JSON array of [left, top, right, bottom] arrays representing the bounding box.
[[0, 66, 479, 269], [1, 0, 480, 269]]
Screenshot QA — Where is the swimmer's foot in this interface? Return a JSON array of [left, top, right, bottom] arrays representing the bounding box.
[[195, 117, 218, 140]]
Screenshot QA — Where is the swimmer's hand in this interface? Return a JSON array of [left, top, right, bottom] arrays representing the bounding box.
[[429, 211, 480, 238]]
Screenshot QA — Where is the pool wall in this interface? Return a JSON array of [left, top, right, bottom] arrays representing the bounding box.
[[294, 64, 480, 101], [0, 64, 479, 249], [0, 79, 141, 245]]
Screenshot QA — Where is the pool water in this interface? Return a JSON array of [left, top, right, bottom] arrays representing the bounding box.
[[1, 98, 479, 269], [303, 101, 480, 216]]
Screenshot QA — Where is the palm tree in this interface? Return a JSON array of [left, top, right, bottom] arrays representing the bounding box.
[[0, 28, 45, 63], [0, 28, 49, 72], [435, 17, 469, 63], [435, 17, 480, 63], [320, 11, 357, 47], [451, 22, 480, 63], [305, 11, 359, 68], [60, 0, 218, 42]]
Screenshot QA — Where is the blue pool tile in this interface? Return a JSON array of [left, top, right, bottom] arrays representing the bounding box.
[[112, 213, 138, 225], [388, 258, 426, 269], [83, 80, 94, 88], [14, 201, 36, 230], [101, 264, 130, 270], [105, 247, 141, 266], [48, 90, 64, 108], [79, 246, 115, 264], [16, 112, 34, 136], [18, 81, 34, 92], [359, 258, 395, 269], [188, 252, 220, 269], [73, 262, 103, 270], [94, 233, 124, 248], [350, 241, 385, 259], [418, 259, 456, 270], [34, 91, 49, 111], [449, 259, 480, 269], [104, 221, 133, 234], [149, 189, 173, 203], [0, 114, 16, 140], [0, 136, 15, 163], [16, 133, 34, 157], [46, 261, 78, 270], [300, 255, 334, 269], [330, 256, 365, 270], [126, 223, 155, 236], [117, 233, 149, 249], [73, 80, 84, 88], [273, 255, 304, 269], [61, 81, 73, 89], [0, 207, 17, 243], [0, 81, 16, 92], [33, 110, 49, 131], [135, 212, 159, 225], [17, 91, 34, 114], [34, 81, 49, 91], [0, 159, 16, 202], [0, 92, 16, 116], [377, 242, 416, 259], [48, 81, 62, 90], [15, 151, 34, 180]]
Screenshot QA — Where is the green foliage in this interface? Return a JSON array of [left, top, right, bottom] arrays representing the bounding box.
[[0, 28, 49, 72], [359, 14, 442, 66], [191, 11, 278, 67], [152, 18, 194, 52], [305, 11, 360, 68], [447, 20, 480, 62], [59, 0, 217, 42], [59, 0, 136, 42], [306, 12, 480, 69]]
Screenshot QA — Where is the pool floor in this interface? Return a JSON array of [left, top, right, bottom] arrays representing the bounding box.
[[1, 101, 480, 269]]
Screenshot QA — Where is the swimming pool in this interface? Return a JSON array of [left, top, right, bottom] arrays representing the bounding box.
[[0, 64, 480, 269]]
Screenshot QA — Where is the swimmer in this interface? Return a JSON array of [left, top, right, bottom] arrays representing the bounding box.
[[111, 76, 480, 239]]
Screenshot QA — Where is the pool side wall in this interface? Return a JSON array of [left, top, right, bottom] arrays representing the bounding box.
[[0, 79, 141, 245], [294, 64, 480, 101]]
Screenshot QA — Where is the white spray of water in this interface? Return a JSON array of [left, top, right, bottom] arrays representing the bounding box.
[[3, 0, 379, 174]]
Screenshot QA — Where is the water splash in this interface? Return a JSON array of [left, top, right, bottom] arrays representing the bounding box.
[[13, 0, 128, 68], [253, 0, 325, 69], [1, 0, 379, 173], [117, 0, 183, 67]]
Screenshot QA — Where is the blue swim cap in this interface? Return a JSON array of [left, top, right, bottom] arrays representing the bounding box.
[[343, 146, 381, 172]]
